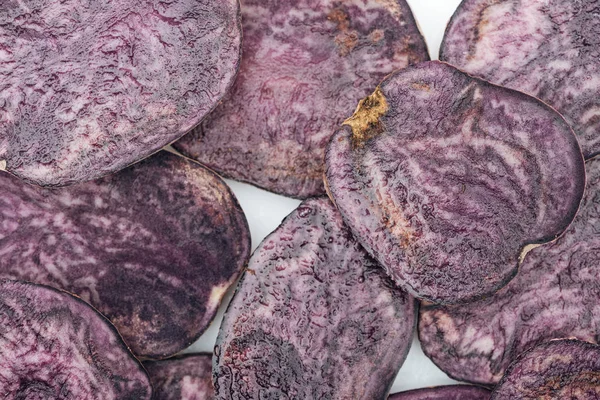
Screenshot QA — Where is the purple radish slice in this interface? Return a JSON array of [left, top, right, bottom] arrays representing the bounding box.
[[0, 279, 152, 399], [419, 157, 600, 385], [144, 353, 214, 400], [173, 0, 429, 199], [0, 0, 241, 186], [0, 151, 250, 359], [325, 60, 585, 304], [389, 385, 491, 400], [440, 0, 600, 159], [214, 197, 415, 399], [492, 339, 600, 399]]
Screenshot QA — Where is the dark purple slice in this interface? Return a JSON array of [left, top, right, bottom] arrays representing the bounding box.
[[389, 385, 490, 400], [441, 0, 600, 159], [491, 339, 600, 399], [0, 279, 151, 399], [0, 0, 241, 186], [144, 353, 214, 400], [325, 60, 585, 304], [173, 0, 428, 199], [419, 156, 600, 385], [214, 197, 415, 399], [0, 151, 250, 359]]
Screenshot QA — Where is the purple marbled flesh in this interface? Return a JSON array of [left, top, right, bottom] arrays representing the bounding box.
[[173, 0, 428, 199], [144, 354, 214, 400], [0, 151, 250, 359], [0, 0, 241, 186], [0, 279, 152, 399], [214, 197, 415, 399], [388, 385, 490, 400], [419, 157, 600, 385], [491, 340, 600, 399], [441, 0, 600, 159], [325, 61, 585, 304]]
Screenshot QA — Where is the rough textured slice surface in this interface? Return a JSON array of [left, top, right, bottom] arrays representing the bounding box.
[[441, 0, 600, 159], [325, 60, 585, 304], [0, 0, 241, 186], [0, 151, 250, 359], [144, 354, 214, 400], [419, 157, 600, 385], [214, 197, 415, 399], [389, 385, 490, 400], [0, 279, 152, 399], [174, 0, 428, 199], [492, 339, 600, 399]]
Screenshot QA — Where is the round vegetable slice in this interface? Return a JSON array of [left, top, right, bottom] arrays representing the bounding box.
[[144, 354, 214, 400], [0, 279, 152, 399], [0, 151, 250, 359], [214, 197, 415, 399], [440, 0, 600, 159], [419, 156, 600, 385], [0, 0, 241, 186], [325, 60, 585, 304], [173, 0, 429, 199], [389, 385, 490, 400], [492, 339, 600, 399]]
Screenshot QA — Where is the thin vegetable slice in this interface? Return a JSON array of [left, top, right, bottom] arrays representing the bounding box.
[[325, 60, 585, 304], [0, 151, 250, 359], [419, 157, 600, 384], [492, 339, 600, 399], [441, 0, 600, 159], [389, 385, 490, 400], [214, 197, 415, 399], [0, 279, 151, 399], [144, 354, 214, 400], [174, 0, 428, 199], [0, 0, 241, 186]]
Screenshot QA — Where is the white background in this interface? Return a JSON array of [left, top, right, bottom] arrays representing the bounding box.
[[186, 0, 466, 395]]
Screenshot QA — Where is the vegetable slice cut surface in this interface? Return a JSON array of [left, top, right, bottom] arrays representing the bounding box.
[[214, 197, 415, 399], [492, 339, 600, 400], [0, 279, 152, 399], [0, 0, 241, 186], [325, 60, 585, 304], [174, 0, 429, 199], [389, 385, 490, 400], [144, 353, 214, 400], [419, 157, 600, 384], [441, 0, 600, 159], [0, 151, 250, 359]]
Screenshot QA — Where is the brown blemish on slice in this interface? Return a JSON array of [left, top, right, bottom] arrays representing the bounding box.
[[375, 188, 414, 249], [375, 0, 403, 21], [335, 31, 359, 56], [536, 371, 600, 398], [328, 9, 349, 30], [343, 87, 389, 147], [369, 29, 385, 43], [412, 82, 431, 91], [328, 8, 359, 56]]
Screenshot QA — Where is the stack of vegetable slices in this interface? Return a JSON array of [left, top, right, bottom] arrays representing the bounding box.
[[2, 0, 600, 399]]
